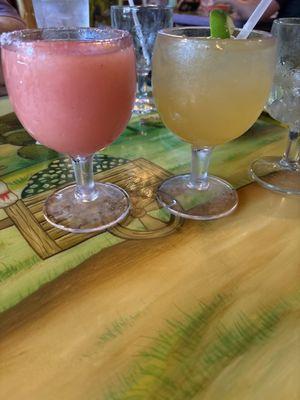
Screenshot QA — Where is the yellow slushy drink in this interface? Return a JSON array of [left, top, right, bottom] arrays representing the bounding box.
[[151, 27, 276, 221], [153, 28, 275, 147]]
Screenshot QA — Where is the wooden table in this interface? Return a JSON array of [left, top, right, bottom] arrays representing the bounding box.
[[0, 98, 299, 400]]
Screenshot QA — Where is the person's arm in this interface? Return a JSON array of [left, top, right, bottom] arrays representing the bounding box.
[[0, 1, 26, 89], [215, 0, 280, 20], [0, 15, 26, 33], [0, 0, 26, 33]]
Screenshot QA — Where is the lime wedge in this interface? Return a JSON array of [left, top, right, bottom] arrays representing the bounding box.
[[209, 9, 234, 39]]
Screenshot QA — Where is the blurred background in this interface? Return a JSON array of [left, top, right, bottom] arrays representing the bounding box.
[[11, 0, 176, 28], [7, 1, 300, 34]]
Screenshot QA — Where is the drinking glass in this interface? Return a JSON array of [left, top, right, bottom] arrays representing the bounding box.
[[111, 5, 173, 115], [152, 27, 276, 220], [1, 29, 136, 233], [250, 18, 300, 195], [32, 0, 90, 28]]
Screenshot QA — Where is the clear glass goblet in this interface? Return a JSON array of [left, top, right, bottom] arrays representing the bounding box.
[[1, 28, 136, 233], [250, 18, 300, 195], [152, 27, 276, 220], [111, 5, 173, 115], [32, 0, 90, 28]]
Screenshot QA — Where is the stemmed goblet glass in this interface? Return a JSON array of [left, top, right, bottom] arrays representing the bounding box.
[[152, 27, 276, 219], [250, 18, 300, 195], [1, 28, 136, 232]]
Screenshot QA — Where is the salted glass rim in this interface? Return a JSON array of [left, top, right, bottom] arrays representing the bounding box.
[[111, 5, 173, 10], [157, 26, 275, 42], [273, 17, 300, 26], [0, 27, 132, 47]]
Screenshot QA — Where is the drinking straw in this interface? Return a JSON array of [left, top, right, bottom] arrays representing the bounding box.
[[128, 0, 150, 65], [237, 0, 273, 39]]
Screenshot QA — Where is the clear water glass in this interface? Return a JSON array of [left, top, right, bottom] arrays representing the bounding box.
[[250, 18, 300, 195], [32, 0, 90, 28], [111, 5, 173, 115]]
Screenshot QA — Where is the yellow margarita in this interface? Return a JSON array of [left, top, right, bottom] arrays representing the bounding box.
[[152, 27, 276, 221], [153, 28, 276, 147]]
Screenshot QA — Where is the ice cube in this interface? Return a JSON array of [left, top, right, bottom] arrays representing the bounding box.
[[291, 68, 300, 88]]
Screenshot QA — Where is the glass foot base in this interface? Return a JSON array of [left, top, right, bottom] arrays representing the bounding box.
[[157, 174, 238, 220], [44, 182, 130, 233], [133, 95, 156, 115], [250, 156, 300, 195]]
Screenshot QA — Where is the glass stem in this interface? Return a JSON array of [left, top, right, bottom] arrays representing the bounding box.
[[137, 72, 149, 99], [72, 155, 98, 202], [189, 146, 212, 190], [281, 130, 300, 167]]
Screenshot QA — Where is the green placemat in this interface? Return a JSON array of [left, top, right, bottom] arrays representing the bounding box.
[[0, 112, 287, 313]]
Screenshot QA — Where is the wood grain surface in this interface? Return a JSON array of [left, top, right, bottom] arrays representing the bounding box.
[[0, 183, 299, 400]]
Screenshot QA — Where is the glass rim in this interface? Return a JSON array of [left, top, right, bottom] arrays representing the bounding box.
[[110, 5, 173, 10], [157, 26, 275, 41], [273, 17, 300, 26], [0, 27, 131, 47]]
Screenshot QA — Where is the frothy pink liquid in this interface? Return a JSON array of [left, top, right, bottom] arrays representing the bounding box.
[[2, 40, 136, 156]]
